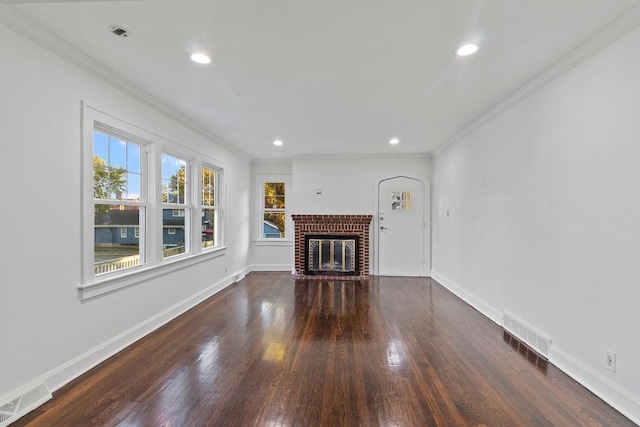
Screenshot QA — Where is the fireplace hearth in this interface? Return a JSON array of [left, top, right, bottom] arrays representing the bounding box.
[[292, 215, 373, 278]]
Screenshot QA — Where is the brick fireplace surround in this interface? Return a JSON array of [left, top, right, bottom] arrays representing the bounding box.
[[292, 214, 373, 278]]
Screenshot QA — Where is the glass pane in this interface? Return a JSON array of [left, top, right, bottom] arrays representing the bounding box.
[[345, 244, 352, 271], [93, 131, 108, 160], [202, 209, 216, 249], [333, 241, 343, 271], [321, 241, 331, 269], [264, 182, 285, 208], [127, 143, 141, 173], [202, 167, 216, 207], [263, 212, 285, 238], [109, 136, 126, 169], [162, 154, 187, 204], [94, 204, 141, 275], [93, 158, 109, 199], [309, 240, 319, 271], [163, 208, 187, 258], [93, 131, 142, 202], [126, 172, 141, 201]]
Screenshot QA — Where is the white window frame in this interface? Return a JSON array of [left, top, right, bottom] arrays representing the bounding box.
[[120, 227, 128, 238], [80, 103, 227, 300], [255, 174, 292, 244], [161, 151, 192, 259], [201, 163, 222, 251]]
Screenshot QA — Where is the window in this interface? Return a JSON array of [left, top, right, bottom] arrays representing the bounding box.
[[257, 175, 291, 241], [93, 129, 145, 275], [82, 105, 226, 299], [162, 153, 190, 258], [201, 165, 220, 249]]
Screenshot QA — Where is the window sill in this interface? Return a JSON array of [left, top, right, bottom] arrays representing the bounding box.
[[79, 246, 227, 301], [253, 240, 293, 247]]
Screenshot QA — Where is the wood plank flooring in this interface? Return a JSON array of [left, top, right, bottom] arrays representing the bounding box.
[[15, 273, 634, 426]]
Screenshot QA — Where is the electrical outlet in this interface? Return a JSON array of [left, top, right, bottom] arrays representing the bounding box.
[[605, 350, 616, 372], [224, 266, 228, 273]]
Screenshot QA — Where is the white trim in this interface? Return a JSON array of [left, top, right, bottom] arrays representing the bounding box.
[[250, 264, 294, 272], [551, 347, 640, 426], [83, 104, 154, 285], [253, 240, 293, 247], [79, 247, 227, 300], [430, 269, 640, 425], [82, 103, 228, 293], [434, 4, 640, 156], [41, 267, 241, 396], [255, 174, 292, 241], [430, 270, 503, 327]]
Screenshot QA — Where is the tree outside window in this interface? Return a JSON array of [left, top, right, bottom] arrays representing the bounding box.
[[93, 130, 143, 275], [263, 182, 285, 238]]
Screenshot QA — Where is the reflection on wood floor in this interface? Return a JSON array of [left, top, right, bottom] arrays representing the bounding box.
[[15, 273, 634, 426]]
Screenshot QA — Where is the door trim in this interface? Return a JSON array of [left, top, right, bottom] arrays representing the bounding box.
[[376, 175, 428, 276]]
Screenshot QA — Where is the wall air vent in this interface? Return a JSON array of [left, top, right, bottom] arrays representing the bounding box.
[[0, 382, 52, 427], [109, 25, 130, 37], [503, 311, 552, 359]]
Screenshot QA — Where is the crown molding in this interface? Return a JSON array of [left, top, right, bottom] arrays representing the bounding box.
[[433, 4, 640, 157], [0, 5, 251, 161]]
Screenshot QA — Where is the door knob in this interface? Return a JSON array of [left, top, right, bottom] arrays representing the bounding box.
[[380, 226, 388, 230]]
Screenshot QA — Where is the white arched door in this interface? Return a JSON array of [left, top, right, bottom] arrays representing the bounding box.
[[377, 176, 429, 276]]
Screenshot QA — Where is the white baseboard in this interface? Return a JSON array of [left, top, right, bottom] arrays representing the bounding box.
[[430, 269, 640, 425], [551, 346, 640, 426], [20, 272, 239, 398], [430, 270, 502, 325], [249, 264, 293, 272]]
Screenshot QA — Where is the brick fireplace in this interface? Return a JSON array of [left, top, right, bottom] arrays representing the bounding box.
[[292, 214, 373, 278]]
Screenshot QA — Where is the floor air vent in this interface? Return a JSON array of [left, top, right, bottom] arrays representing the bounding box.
[[503, 311, 551, 359], [0, 383, 51, 427]]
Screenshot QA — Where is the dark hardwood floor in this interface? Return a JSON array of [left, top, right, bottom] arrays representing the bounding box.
[[16, 273, 634, 426]]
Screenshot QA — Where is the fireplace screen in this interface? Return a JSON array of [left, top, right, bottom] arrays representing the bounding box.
[[308, 238, 356, 274]]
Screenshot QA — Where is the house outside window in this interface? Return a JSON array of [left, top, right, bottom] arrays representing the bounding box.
[[162, 153, 190, 258], [82, 105, 227, 299], [93, 129, 145, 275]]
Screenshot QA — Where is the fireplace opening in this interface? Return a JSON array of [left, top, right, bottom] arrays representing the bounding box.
[[304, 234, 359, 276]]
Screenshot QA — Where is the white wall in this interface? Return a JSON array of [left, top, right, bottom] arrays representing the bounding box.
[[251, 159, 293, 270], [0, 22, 251, 401], [292, 154, 432, 214], [431, 22, 640, 423], [292, 154, 432, 274]]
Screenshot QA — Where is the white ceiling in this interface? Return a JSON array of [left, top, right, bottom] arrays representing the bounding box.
[[7, 0, 640, 158]]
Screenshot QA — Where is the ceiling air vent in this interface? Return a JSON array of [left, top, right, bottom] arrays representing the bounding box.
[[109, 25, 130, 37]]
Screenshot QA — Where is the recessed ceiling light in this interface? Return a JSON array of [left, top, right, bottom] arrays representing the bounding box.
[[456, 44, 479, 56], [190, 53, 211, 64], [273, 140, 283, 147], [389, 138, 400, 145]]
